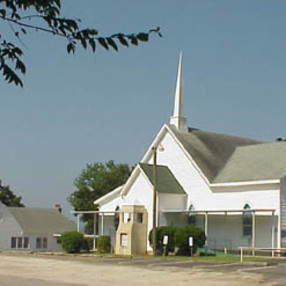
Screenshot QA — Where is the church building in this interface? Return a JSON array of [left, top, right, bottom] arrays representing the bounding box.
[[83, 54, 286, 254]]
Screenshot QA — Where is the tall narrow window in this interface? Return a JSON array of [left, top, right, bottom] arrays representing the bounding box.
[[243, 204, 252, 236], [23, 237, 29, 249], [11, 237, 17, 249], [42, 237, 48, 249], [114, 206, 120, 230], [36, 237, 42, 249], [188, 204, 196, 226]]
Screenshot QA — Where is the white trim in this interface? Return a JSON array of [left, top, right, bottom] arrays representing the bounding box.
[[210, 179, 280, 188], [94, 185, 123, 206], [141, 125, 168, 163], [138, 165, 156, 191], [120, 165, 141, 197]]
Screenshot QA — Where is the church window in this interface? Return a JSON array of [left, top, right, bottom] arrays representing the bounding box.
[[243, 204, 252, 236], [114, 206, 120, 230], [188, 204, 196, 226]]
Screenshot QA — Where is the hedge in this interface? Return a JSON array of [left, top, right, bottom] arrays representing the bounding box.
[[97, 235, 111, 253], [61, 231, 85, 253], [149, 226, 178, 254], [175, 225, 206, 255]]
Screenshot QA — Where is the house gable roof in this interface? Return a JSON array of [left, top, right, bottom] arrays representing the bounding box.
[[8, 207, 76, 236], [139, 163, 185, 195]]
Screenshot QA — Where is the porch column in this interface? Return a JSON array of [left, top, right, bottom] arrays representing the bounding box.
[[93, 213, 97, 250], [205, 212, 208, 247], [76, 214, 81, 232], [271, 211, 275, 257], [252, 211, 256, 256], [101, 213, 104, 235]]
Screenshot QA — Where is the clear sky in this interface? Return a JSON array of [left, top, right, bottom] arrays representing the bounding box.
[[1, 0, 286, 217]]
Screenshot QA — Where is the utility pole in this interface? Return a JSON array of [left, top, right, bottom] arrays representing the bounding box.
[[152, 146, 157, 255]]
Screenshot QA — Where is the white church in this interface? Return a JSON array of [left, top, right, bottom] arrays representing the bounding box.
[[77, 54, 286, 254]]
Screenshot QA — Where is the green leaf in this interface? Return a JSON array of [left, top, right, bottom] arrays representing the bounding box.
[[89, 39, 96, 52], [107, 38, 118, 51], [137, 33, 148, 42], [130, 36, 138, 46], [98, 38, 109, 50], [15, 59, 26, 74], [117, 35, 128, 47]]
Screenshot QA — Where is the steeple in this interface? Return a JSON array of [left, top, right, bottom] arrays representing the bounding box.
[[169, 53, 188, 131]]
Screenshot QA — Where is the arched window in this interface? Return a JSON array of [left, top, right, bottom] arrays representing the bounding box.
[[114, 206, 120, 230], [243, 204, 252, 236], [188, 204, 196, 226]]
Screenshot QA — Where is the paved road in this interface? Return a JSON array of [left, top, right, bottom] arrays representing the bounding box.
[[1, 253, 286, 285]]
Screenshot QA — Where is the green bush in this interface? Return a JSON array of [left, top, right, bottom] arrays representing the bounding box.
[[84, 237, 94, 251], [175, 226, 206, 255], [81, 237, 94, 252], [149, 226, 178, 254], [97, 235, 111, 253], [61, 231, 85, 253]]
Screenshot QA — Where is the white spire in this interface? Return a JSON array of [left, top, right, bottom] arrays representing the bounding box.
[[169, 52, 188, 131]]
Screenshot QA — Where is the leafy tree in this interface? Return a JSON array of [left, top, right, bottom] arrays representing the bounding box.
[[69, 160, 130, 233], [0, 179, 25, 207], [0, 0, 162, 87]]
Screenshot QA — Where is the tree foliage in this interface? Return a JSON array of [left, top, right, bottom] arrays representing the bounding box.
[[69, 160, 130, 232], [0, 179, 25, 207], [0, 0, 162, 87]]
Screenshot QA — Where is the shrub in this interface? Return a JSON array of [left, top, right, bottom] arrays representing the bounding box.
[[61, 231, 85, 253], [149, 226, 178, 254], [175, 226, 206, 255], [97, 235, 111, 253], [81, 237, 94, 252]]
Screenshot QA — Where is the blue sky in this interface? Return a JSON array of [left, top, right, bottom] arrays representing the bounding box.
[[1, 0, 286, 217]]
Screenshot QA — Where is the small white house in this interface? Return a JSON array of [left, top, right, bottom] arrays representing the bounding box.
[[0, 202, 76, 251], [82, 54, 286, 253]]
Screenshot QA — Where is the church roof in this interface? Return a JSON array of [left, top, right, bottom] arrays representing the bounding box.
[[8, 207, 76, 236], [214, 142, 286, 183], [168, 124, 286, 183], [168, 124, 265, 182], [139, 163, 186, 194]]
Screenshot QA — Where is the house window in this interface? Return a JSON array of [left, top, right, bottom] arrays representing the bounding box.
[[188, 204, 196, 226], [243, 204, 252, 236], [23, 237, 29, 249], [43, 237, 48, 249], [36, 237, 48, 249], [11, 237, 17, 248], [17, 237, 23, 248], [36, 237, 42, 248], [11, 237, 29, 249]]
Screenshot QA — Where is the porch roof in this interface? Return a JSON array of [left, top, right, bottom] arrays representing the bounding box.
[[139, 163, 186, 194]]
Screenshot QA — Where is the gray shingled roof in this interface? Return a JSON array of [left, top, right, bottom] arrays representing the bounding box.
[[214, 142, 286, 183], [168, 124, 286, 183], [139, 163, 185, 194], [8, 207, 76, 236], [168, 124, 265, 182]]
